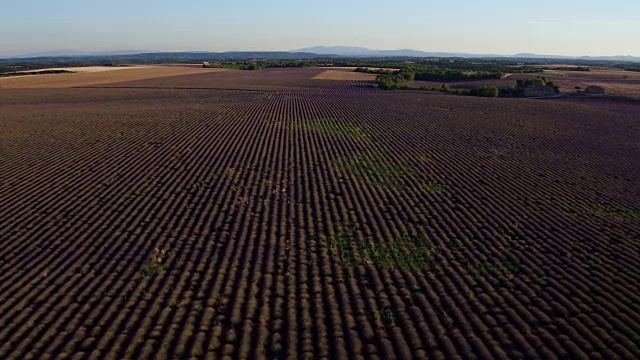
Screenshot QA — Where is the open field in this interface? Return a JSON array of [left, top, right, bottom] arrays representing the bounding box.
[[311, 69, 376, 81], [0, 66, 225, 88], [412, 68, 640, 99], [1, 69, 640, 359], [542, 69, 640, 98], [543, 69, 640, 79], [91, 68, 376, 93], [15, 66, 153, 74]]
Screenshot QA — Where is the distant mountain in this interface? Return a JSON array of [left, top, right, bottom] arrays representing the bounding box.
[[512, 53, 640, 62], [0, 51, 337, 63], [295, 46, 373, 56], [295, 46, 640, 62], [210, 51, 335, 60], [512, 52, 577, 59], [295, 46, 505, 58], [296, 46, 461, 58], [3, 47, 640, 63]]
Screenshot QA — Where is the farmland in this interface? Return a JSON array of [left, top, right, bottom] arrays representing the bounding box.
[[0, 66, 224, 88], [410, 67, 640, 99], [1, 67, 640, 359]]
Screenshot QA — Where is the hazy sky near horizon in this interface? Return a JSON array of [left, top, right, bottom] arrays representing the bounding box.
[[2, 0, 639, 57]]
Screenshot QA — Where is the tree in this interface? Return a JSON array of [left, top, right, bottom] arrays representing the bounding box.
[[469, 85, 499, 97], [376, 75, 398, 90]]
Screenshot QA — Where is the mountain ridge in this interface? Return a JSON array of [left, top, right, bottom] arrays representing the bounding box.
[[295, 46, 640, 61], [2, 47, 639, 62]]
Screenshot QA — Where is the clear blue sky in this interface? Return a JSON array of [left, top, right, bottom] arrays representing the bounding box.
[[2, 0, 639, 57]]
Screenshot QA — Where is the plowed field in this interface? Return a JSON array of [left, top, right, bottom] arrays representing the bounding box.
[[1, 69, 640, 359]]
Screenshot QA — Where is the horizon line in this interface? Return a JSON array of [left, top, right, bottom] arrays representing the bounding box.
[[2, 46, 639, 60]]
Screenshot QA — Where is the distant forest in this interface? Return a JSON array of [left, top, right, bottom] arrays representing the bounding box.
[[2, 51, 640, 74]]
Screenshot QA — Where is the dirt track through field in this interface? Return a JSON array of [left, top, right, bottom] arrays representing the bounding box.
[[1, 70, 640, 359]]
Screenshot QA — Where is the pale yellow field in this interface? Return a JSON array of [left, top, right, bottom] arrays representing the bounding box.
[[311, 70, 376, 81], [587, 82, 640, 97], [0, 66, 228, 88], [17, 66, 153, 74], [542, 68, 640, 98], [543, 69, 640, 79]]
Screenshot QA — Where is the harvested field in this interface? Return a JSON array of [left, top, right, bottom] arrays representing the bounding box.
[[411, 69, 640, 99], [529, 69, 640, 98], [1, 69, 640, 359], [15, 66, 152, 74], [311, 69, 376, 81], [544, 69, 640, 79], [0, 66, 225, 88]]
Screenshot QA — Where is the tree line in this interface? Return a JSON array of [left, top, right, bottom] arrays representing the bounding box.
[[377, 75, 561, 98], [203, 60, 320, 70]]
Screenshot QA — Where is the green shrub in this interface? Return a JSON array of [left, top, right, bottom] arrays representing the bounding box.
[[469, 85, 499, 97], [376, 70, 414, 90]]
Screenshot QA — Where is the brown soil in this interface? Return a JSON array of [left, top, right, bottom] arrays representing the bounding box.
[[14, 66, 152, 74], [0, 66, 227, 88]]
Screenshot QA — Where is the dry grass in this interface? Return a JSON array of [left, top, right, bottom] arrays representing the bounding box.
[[551, 80, 640, 98], [0, 66, 228, 88], [18, 66, 152, 74], [587, 82, 640, 97], [538, 68, 640, 98], [544, 69, 640, 79], [586, 69, 640, 78], [311, 70, 376, 81]]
